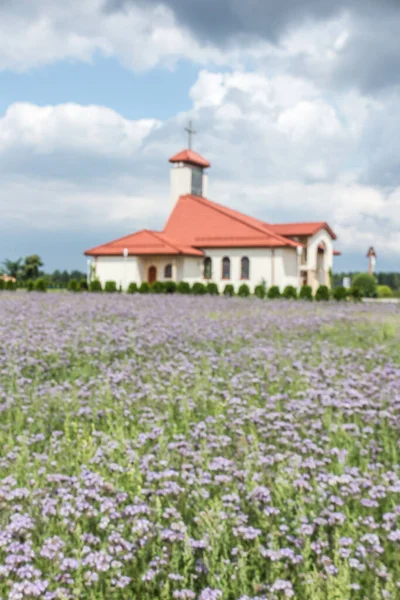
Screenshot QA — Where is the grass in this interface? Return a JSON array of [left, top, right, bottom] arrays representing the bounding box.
[[0, 295, 399, 599]]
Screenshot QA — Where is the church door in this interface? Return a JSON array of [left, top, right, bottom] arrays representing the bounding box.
[[148, 265, 157, 284]]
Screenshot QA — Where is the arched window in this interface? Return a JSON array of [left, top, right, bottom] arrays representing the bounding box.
[[164, 264, 173, 279], [203, 257, 212, 279], [222, 257, 231, 280], [241, 256, 250, 280]]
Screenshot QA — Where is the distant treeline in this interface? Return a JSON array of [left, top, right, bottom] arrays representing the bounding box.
[[1, 254, 86, 288], [333, 272, 400, 290]]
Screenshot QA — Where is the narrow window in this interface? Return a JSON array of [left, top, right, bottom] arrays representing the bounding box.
[[241, 256, 250, 280], [164, 264, 173, 279], [204, 257, 212, 279], [222, 257, 231, 280]]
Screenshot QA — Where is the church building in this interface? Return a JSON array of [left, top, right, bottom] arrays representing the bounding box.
[[85, 135, 340, 293]]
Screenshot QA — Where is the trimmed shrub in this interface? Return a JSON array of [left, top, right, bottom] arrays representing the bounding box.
[[164, 281, 177, 294], [0, 279, 4, 291], [267, 285, 281, 299], [79, 280, 88, 291], [352, 273, 377, 298], [205, 282, 219, 295], [377, 285, 393, 298], [6, 279, 16, 291], [127, 282, 138, 294], [176, 281, 191, 294], [192, 282, 206, 295], [150, 281, 164, 294], [283, 285, 297, 300], [223, 284, 235, 297], [68, 279, 79, 292], [27, 280, 34, 292], [299, 285, 313, 301], [104, 281, 118, 293], [333, 286, 348, 301], [315, 285, 330, 301], [238, 283, 250, 298], [349, 286, 362, 301], [254, 284, 266, 299], [89, 279, 102, 292], [139, 282, 150, 294], [34, 278, 47, 292]]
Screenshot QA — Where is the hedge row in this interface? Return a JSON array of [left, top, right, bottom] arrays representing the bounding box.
[[82, 280, 357, 301]]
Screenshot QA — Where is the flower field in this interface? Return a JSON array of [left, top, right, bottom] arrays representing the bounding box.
[[1, 294, 400, 600]]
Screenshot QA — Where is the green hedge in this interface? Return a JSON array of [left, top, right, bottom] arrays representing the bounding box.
[[89, 280, 102, 292], [315, 285, 330, 301], [333, 286, 347, 301], [191, 282, 206, 295], [150, 281, 164, 294], [223, 284, 235, 297], [299, 285, 313, 301], [164, 281, 177, 294], [139, 282, 150, 294], [68, 279, 79, 292], [238, 283, 250, 297], [104, 281, 118, 293], [176, 281, 191, 294], [377, 285, 393, 298], [283, 285, 297, 300], [254, 284, 266, 299], [34, 278, 47, 292], [267, 286, 281, 299], [127, 282, 138, 294], [205, 282, 219, 295]]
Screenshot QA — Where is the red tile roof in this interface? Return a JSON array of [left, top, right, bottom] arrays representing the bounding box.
[[85, 229, 204, 257], [163, 194, 301, 249], [85, 195, 340, 257], [169, 149, 211, 169], [269, 222, 337, 240]]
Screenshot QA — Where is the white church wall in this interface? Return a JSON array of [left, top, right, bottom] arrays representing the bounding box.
[[276, 249, 299, 289], [200, 248, 274, 292], [95, 256, 140, 290], [181, 256, 202, 283]]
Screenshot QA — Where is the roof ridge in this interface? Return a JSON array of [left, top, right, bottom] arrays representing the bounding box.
[[186, 195, 299, 248], [150, 230, 183, 254]]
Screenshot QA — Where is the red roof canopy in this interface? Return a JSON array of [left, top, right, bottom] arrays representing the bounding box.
[[169, 149, 211, 169], [163, 194, 301, 249], [85, 229, 203, 257], [269, 222, 337, 240]]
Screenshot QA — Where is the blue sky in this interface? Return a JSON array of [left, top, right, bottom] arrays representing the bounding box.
[[1, 0, 400, 273]]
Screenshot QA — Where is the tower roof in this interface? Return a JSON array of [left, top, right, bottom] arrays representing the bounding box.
[[169, 149, 211, 169]]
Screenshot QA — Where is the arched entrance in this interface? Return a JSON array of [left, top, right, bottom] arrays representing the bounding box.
[[317, 242, 326, 285], [148, 265, 157, 284]]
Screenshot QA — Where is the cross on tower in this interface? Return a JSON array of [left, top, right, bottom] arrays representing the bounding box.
[[185, 120, 196, 150]]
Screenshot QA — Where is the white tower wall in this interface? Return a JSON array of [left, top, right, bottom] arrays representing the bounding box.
[[170, 164, 193, 210]]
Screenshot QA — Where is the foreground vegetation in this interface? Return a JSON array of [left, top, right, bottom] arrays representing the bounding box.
[[0, 295, 400, 599]]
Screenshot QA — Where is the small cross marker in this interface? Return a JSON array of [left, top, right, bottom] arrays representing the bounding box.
[[185, 120, 196, 150]]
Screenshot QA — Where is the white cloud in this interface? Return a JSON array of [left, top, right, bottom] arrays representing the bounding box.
[[0, 103, 160, 156], [1, 66, 400, 265], [0, 0, 224, 72]]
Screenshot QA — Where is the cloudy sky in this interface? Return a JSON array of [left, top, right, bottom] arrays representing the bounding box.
[[1, 0, 399, 271]]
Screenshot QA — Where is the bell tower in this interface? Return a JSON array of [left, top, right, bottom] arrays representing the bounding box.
[[169, 122, 210, 209]]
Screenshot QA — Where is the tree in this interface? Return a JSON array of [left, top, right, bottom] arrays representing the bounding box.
[[352, 273, 378, 298], [2, 258, 22, 279], [22, 255, 44, 280]]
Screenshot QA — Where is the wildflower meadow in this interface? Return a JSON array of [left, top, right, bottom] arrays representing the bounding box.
[[1, 293, 400, 600]]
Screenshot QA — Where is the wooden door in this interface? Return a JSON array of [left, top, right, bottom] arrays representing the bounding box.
[[148, 265, 157, 284]]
